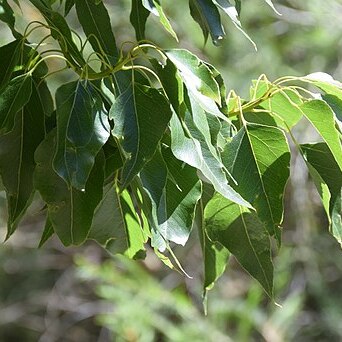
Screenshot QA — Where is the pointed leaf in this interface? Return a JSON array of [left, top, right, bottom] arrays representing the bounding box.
[[0, 74, 32, 133], [0, 82, 45, 237], [140, 147, 202, 250], [0, 40, 21, 88], [264, 0, 281, 15], [301, 143, 342, 246], [189, 0, 225, 45], [130, 0, 150, 41], [54, 81, 110, 190], [110, 83, 172, 189], [170, 112, 251, 208], [65, 0, 75, 15], [89, 184, 147, 259], [34, 131, 104, 246], [75, 0, 118, 59], [300, 100, 342, 172], [38, 216, 54, 247], [222, 123, 290, 240], [205, 194, 274, 297]]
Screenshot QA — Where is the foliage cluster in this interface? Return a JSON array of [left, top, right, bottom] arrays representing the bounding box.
[[1, 0, 342, 301]]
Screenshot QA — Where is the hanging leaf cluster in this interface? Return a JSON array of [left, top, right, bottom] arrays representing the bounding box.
[[1, 0, 342, 300]]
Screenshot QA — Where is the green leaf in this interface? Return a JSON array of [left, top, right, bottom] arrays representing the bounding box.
[[189, 0, 209, 43], [170, 112, 251, 208], [189, 0, 225, 45], [38, 216, 54, 247], [0, 74, 32, 133], [54, 81, 110, 190], [142, 0, 178, 41], [0, 81, 45, 238], [301, 143, 342, 246], [140, 147, 202, 251], [300, 100, 342, 172], [110, 83, 172, 189], [263, 0, 280, 15], [0, 40, 22, 88], [75, 0, 118, 59], [64, 0, 75, 15], [130, 0, 150, 41], [0, 0, 21, 38], [205, 194, 274, 297], [34, 131, 105, 246], [222, 123, 290, 240], [89, 184, 147, 259]]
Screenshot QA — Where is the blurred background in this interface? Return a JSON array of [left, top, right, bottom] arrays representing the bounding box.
[[1, 0, 342, 341]]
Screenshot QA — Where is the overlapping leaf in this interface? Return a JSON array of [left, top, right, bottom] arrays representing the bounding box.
[[89, 185, 147, 259], [130, 0, 150, 41], [140, 148, 202, 251], [0, 74, 32, 133], [34, 131, 104, 246], [0, 82, 45, 238], [75, 0, 118, 59], [301, 143, 342, 246], [110, 83, 172, 189], [54, 80, 110, 190], [205, 194, 274, 297], [300, 100, 342, 172], [222, 122, 291, 241]]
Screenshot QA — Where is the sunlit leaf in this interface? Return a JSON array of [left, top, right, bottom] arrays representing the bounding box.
[[205, 193, 274, 297], [222, 122, 290, 241]]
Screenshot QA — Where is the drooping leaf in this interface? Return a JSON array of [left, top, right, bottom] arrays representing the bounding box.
[[54, 80, 110, 190], [142, 0, 178, 41], [64, 0, 75, 15], [300, 100, 342, 172], [34, 131, 105, 246], [0, 82, 45, 238], [189, 0, 225, 45], [213, 0, 256, 49], [189, 0, 209, 43], [130, 0, 150, 41], [38, 216, 54, 247], [140, 147, 202, 251], [169, 112, 251, 208], [263, 0, 281, 15], [89, 184, 147, 259], [301, 143, 342, 246], [205, 193, 274, 297], [75, 0, 118, 59], [222, 123, 290, 241], [110, 83, 172, 189], [0, 0, 21, 38], [0, 74, 32, 133]]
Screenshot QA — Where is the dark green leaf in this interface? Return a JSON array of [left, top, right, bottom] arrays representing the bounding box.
[[64, 0, 75, 15], [54, 81, 110, 190], [222, 123, 290, 241], [110, 83, 172, 189], [0, 81, 45, 238], [0, 40, 22, 88], [205, 194, 274, 297], [75, 0, 118, 59], [189, 0, 225, 45], [301, 143, 342, 246], [0, 0, 21, 38], [0, 74, 32, 133], [38, 216, 54, 247], [34, 131, 105, 246], [130, 0, 150, 41]]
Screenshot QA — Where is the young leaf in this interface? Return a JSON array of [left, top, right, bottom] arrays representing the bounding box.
[[0, 82, 45, 238], [222, 123, 291, 240], [54, 81, 110, 190], [89, 184, 147, 259], [0, 74, 32, 133], [130, 0, 150, 41], [75, 0, 118, 59], [34, 131, 105, 246], [301, 143, 342, 246], [300, 100, 342, 172], [110, 83, 172, 189], [205, 193, 274, 298]]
